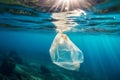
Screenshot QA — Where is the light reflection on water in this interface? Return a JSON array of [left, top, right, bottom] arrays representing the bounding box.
[[52, 9, 86, 32], [0, 3, 120, 35]]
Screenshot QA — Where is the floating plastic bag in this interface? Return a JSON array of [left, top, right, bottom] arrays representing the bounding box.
[[49, 33, 84, 71]]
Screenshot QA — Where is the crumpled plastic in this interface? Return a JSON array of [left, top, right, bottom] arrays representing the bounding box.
[[49, 33, 84, 71]]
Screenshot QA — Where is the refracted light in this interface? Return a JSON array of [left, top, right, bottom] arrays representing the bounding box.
[[50, 0, 86, 12]]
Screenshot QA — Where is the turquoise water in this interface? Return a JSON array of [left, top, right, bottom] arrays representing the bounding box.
[[0, 2, 120, 80]]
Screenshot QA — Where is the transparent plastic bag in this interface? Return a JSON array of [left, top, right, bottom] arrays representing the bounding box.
[[49, 33, 84, 71]]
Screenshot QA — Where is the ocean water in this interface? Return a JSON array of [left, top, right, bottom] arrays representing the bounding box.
[[0, 2, 120, 80]]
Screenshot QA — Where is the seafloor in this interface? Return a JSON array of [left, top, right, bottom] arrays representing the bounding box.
[[0, 50, 92, 80]]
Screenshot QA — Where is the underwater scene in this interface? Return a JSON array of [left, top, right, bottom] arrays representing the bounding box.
[[0, 0, 120, 80]]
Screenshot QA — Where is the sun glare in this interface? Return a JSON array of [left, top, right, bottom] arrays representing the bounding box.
[[49, 0, 88, 12]]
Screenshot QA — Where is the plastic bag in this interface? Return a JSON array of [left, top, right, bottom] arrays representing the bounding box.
[[49, 33, 84, 71]]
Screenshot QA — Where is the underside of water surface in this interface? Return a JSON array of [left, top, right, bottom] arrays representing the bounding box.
[[0, 0, 120, 80]]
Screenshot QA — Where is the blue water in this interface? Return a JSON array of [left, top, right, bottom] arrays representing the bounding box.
[[0, 3, 120, 80]]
